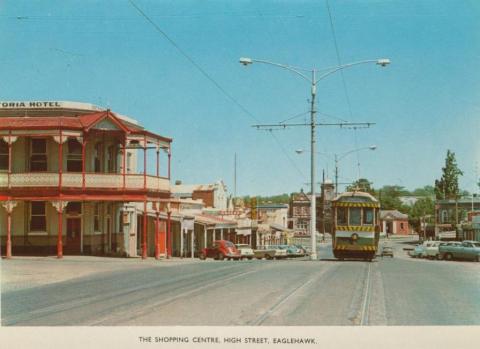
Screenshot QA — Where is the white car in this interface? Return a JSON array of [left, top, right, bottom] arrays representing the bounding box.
[[423, 241, 443, 260], [235, 244, 254, 260]]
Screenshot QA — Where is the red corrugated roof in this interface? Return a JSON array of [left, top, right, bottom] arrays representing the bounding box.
[[0, 110, 172, 142]]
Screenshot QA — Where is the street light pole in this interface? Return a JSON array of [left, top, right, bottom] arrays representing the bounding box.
[[310, 70, 317, 260], [240, 57, 389, 261]]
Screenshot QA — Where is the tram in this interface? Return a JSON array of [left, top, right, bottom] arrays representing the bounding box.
[[331, 191, 380, 261]]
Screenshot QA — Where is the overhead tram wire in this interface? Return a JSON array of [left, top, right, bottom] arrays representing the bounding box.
[[128, 0, 308, 182], [129, 0, 260, 124], [326, 0, 364, 176]]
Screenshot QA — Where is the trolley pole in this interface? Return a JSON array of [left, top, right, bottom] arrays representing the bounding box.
[[310, 71, 318, 260]]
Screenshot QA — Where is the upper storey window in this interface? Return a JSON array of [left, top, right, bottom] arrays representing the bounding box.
[[30, 138, 47, 172], [0, 140, 8, 171], [67, 138, 82, 172]]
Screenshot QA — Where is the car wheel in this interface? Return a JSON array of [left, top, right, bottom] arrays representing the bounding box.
[[476, 255, 480, 262], [444, 253, 453, 261], [218, 253, 225, 261], [436, 254, 442, 260], [199, 253, 206, 260], [248, 257, 253, 260], [265, 254, 272, 260]]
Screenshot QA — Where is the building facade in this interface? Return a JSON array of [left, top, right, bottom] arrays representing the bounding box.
[[379, 210, 410, 235], [0, 101, 172, 259]]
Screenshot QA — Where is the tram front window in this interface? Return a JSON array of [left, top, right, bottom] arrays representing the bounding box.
[[349, 207, 361, 226], [363, 208, 374, 225], [337, 207, 347, 225]]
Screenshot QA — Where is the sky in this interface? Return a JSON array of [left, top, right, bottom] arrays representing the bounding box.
[[1, 0, 479, 196]]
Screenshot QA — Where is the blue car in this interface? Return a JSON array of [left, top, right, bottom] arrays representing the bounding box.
[[408, 244, 426, 258]]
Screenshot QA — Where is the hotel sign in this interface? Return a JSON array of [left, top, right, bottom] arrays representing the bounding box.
[[1, 101, 62, 108], [0, 101, 103, 111]]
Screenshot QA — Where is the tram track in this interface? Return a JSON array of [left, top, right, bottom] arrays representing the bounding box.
[[247, 263, 337, 325], [2, 262, 271, 326]]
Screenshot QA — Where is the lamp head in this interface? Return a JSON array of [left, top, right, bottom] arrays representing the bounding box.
[[369, 145, 377, 150], [295, 149, 304, 154], [239, 57, 253, 66], [376, 58, 390, 67]]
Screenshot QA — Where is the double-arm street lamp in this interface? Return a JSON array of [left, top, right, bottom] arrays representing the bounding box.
[[334, 145, 377, 196], [240, 57, 390, 260], [296, 145, 377, 196]]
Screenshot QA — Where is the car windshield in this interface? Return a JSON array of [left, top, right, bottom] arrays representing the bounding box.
[[224, 241, 234, 247], [236, 244, 248, 248]]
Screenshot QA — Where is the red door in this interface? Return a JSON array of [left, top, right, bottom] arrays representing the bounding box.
[[66, 218, 81, 254]]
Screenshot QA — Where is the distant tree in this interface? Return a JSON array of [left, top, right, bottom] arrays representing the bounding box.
[[434, 150, 463, 200], [346, 178, 375, 195], [407, 197, 435, 231], [411, 185, 435, 197], [378, 185, 408, 211]]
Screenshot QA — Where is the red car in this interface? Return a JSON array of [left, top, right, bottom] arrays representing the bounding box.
[[199, 240, 241, 260]]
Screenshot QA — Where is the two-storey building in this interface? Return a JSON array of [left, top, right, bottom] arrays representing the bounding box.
[[0, 101, 172, 259]]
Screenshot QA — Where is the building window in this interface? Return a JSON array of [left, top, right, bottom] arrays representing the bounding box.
[[107, 145, 116, 173], [66, 202, 82, 215], [30, 201, 46, 231], [94, 142, 103, 173], [30, 138, 47, 172], [441, 210, 448, 223], [400, 222, 405, 229], [94, 203, 102, 232], [67, 138, 82, 172], [363, 208, 374, 225], [0, 140, 8, 171], [337, 207, 347, 225], [349, 207, 362, 226]]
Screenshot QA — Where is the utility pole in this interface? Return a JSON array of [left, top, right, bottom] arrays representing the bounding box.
[[240, 57, 389, 260]]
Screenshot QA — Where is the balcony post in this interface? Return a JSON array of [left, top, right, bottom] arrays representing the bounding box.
[[122, 140, 126, 190], [204, 225, 207, 249], [142, 200, 147, 259], [82, 136, 87, 190], [167, 210, 172, 258], [58, 131, 63, 189], [168, 149, 171, 180], [155, 209, 160, 260], [7, 132, 12, 189], [143, 135, 147, 190], [156, 145, 160, 177], [52, 201, 67, 259], [2, 201, 17, 259]]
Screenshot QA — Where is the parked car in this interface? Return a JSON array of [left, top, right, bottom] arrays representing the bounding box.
[[278, 244, 303, 258], [438, 241, 462, 260], [439, 241, 480, 261], [293, 244, 308, 256], [254, 245, 287, 260], [424, 241, 443, 260], [380, 246, 394, 258], [267, 245, 288, 259], [408, 244, 426, 258], [199, 240, 241, 260], [235, 244, 254, 260]]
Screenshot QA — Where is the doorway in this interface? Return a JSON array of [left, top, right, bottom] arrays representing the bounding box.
[[66, 218, 82, 254]]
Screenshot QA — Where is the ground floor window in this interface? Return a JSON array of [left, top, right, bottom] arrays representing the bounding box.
[[30, 201, 46, 232], [0, 140, 8, 170]]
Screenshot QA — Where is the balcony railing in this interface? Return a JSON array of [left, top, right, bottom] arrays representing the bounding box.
[[0, 172, 170, 192]]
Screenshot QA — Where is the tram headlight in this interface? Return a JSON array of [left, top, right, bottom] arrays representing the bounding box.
[[351, 233, 359, 241]]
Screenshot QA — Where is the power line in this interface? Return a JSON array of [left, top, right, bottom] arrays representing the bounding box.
[[325, 0, 354, 120], [128, 1, 307, 183], [129, 0, 260, 124]]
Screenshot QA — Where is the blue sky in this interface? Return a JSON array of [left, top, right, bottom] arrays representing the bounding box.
[[1, 0, 479, 196]]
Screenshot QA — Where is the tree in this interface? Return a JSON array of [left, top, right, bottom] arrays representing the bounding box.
[[377, 185, 407, 211], [411, 185, 435, 197], [434, 150, 463, 200], [407, 197, 435, 232], [346, 178, 375, 195]]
